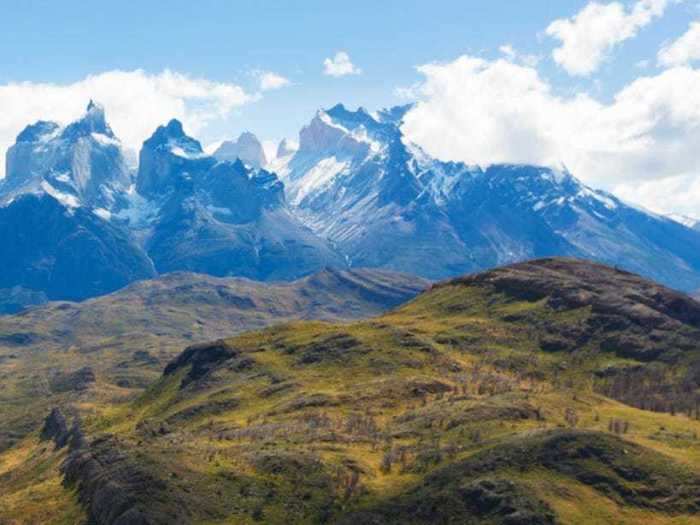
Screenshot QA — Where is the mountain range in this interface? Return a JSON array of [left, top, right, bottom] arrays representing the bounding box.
[[3, 100, 700, 310], [276, 104, 700, 288]]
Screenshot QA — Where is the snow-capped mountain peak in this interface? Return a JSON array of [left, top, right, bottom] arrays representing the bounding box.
[[1, 101, 131, 210], [149, 119, 204, 156], [61, 99, 114, 140], [299, 104, 394, 155], [136, 119, 215, 198], [15, 120, 60, 144]]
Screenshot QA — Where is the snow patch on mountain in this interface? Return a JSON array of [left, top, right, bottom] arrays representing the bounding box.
[[91, 132, 120, 147], [170, 145, 208, 160], [93, 207, 112, 220], [668, 213, 700, 229], [40, 180, 80, 209], [288, 157, 349, 206], [113, 185, 159, 228]]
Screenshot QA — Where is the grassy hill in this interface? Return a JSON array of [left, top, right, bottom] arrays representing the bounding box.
[[3, 258, 700, 524], [0, 268, 427, 454]]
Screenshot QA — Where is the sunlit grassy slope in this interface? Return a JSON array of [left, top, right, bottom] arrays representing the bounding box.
[[0, 268, 427, 455], [3, 258, 700, 524]]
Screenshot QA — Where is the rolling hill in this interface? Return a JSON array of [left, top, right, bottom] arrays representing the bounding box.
[[3, 258, 700, 524], [0, 268, 427, 453]]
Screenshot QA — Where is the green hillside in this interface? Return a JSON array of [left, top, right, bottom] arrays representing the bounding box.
[[3, 258, 700, 524], [0, 268, 427, 453]]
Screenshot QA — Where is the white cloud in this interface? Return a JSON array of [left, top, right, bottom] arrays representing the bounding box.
[[658, 21, 700, 66], [394, 83, 421, 100], [323, 51, 362, 77], [0, 69, 257, 178], [546, 0, 670, 76], [614, 173, 700, 216], [401, 55, 700, 214], [257, 71, 291, 91], [499, 44, 541, 67], [499, 44, 518, 60]]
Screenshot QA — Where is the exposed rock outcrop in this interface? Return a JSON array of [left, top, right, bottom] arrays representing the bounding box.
[[50, 366, 96, 393], [445, 257, 700, 362], [62, 434, 186, 525], [164, 340, 238, 387], [40, 408, 70, 448], [38, 406, 186, 524]]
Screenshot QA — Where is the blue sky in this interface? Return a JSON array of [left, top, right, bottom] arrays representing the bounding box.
[[1, 0, 699, 213], [0, 0, 693, 139]]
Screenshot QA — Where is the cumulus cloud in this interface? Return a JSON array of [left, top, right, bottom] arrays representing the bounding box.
[[257, 71, 291, 91], [0, 69, 257, 177], [323, 51, 362, 77], [658, 21, 700, 66], [546, 0, 669, 76], [401, 55, 700, 214]]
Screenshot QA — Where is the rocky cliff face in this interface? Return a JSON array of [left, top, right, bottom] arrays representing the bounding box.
[[38, 407, 184, 525], [3, 101, 131, 210], [136, 122, 345, 279], [0, 193, 154, 301], [213, 131, 267, 168], [276, 138, 297, 159]]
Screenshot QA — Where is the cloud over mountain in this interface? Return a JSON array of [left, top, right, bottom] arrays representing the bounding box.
[[401, 55, 700, 215], [0, 69, 256, 178]]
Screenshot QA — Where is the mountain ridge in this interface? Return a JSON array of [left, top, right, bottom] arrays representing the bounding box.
[[276, 104, 700, 289], [4, 101, 700, 309]]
